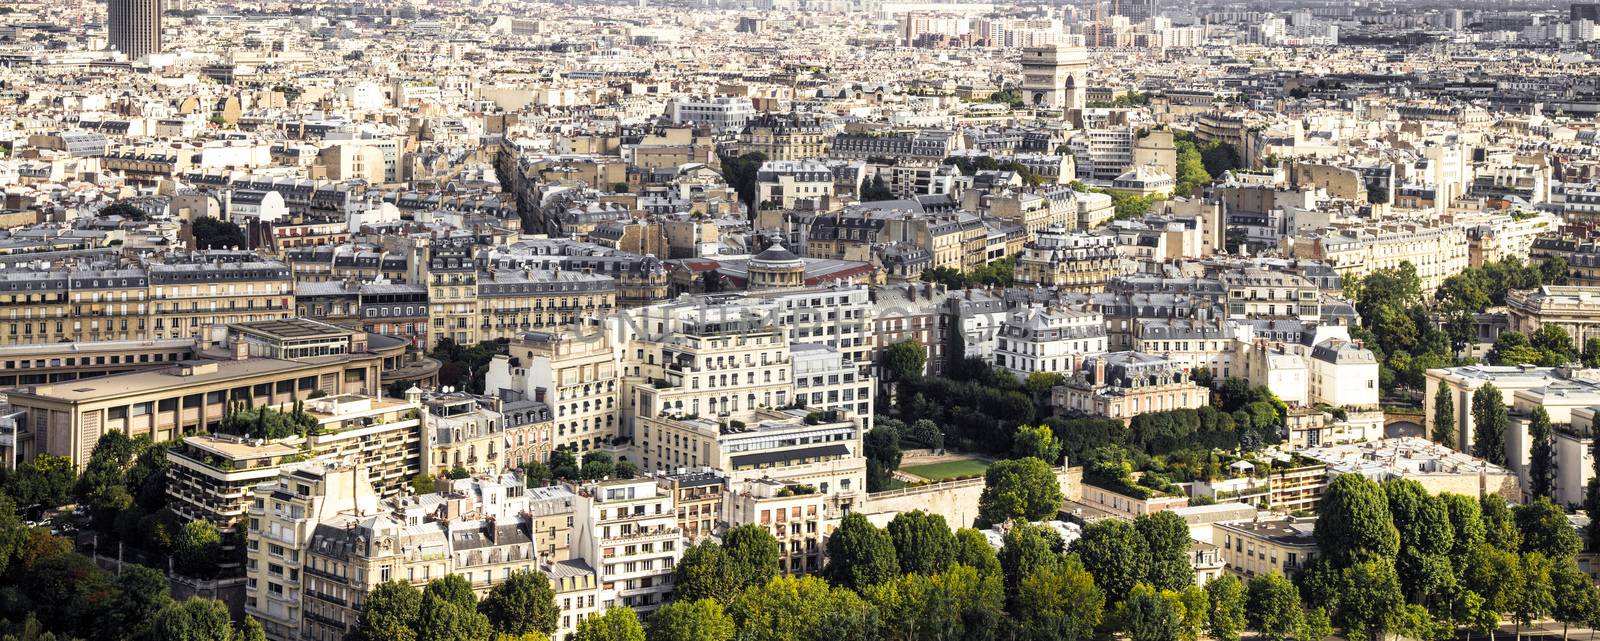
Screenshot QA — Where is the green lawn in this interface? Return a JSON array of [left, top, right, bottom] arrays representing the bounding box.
[[902, 459, 991, 481]]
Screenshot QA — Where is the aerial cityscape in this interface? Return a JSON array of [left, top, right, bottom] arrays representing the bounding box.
[[0, 0, 1597, 639]]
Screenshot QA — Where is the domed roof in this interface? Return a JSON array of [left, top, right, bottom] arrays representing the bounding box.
[[751, 242, 804, 269]]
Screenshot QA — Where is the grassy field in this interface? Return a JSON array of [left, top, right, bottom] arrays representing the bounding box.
[[902, 459, 992, 481]]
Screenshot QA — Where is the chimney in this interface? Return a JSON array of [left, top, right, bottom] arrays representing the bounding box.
[[1093, 358, 1107, 386], [233, 339, 249, 361]]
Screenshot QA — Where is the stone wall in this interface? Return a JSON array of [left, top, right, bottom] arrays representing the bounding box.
[[862, 466, 1082, 529]]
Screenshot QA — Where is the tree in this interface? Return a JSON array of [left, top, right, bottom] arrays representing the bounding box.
[[418, 587, 493, 641], [824, 512, 899, 592], [572, 607, 644, 641], [1583, 337, 1600, 368], [149, 598, 234, 641], [1550, 557, 1600, 640], [100, 564, 174, 641], [100, 201, 148, 221], [674, 540, 739, 604], [976, 457, 1062, 527], [523, 461, 552, 488], [7, 453, 77, 509], [1487, 331, 1546, 367], [998, 521, 1062, 606], [952, 527, 1002, 577], [722, 524, 781, 589], [1438, 493, 1486, 576], [352, 581, 423, 641], [864, 423, 903, 492], [1385, 479, 1455, 602], [863, 564, 1005, 641], [1527, 407, 1557, 500], [860, 175, 895, 202], [648, 599, 734, 641], [1120, 583, 1182, 641], [887, 510, 955, 575], [1512, 552, 1555, 641], [173, 520, 223, 579], [727, 575, 877, 641], [479, 571, 558, 637], [1515, 497, 1582, 560], [1010, 555, 1104, 641], [1071, 519, 1149, 604], [1471, 383, 1508, 465], [1337, 557, 1406, 641], [1135, 511, 1194, 591], [1315, 474, 1399, 565], [548, 449, 580, 480], [1205, 575, 1247, 641], [580, 452, 616, 480], [1481, 494, 1522, 551], [237, 616, 268, 641], [718, 151, 768, 217], [191, 217, 247, 250], [1244, 574, 1304, 641], [1010, 425, 1063, 465], [883, 339, 927, 382], [1432, 382, 1456, 449]]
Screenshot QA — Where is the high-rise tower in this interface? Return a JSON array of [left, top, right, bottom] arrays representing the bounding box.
[[108, 0, 164, 60]]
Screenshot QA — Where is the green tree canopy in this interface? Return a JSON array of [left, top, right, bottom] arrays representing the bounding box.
[[1244, 573, 1304, 641], [1315, 473, 1399, 564], [976, 457, 1062, 527], [1471, 383, 1509, 465], [1009, 554, 1103, 641], [478, 570, 559, 637], [1070, 519, 1149, 604], [1431, 382, 1456, 448], [1134, 511, 1194, 591], [727, 576, 877, 641], [722, 523, 782, 589], [886, 510, 955, 575], [648, 599, 734, 641], [824, 512, 900, 592], [148, 598, 234, 641], [571, 607, 644, 641], [883, 339, 928, 382], [352, 581, 423, 641], [1527, 406, 1557, 500], [1205, 574, 1247, 641], [1515, 497, 1582, 560], [1010, 425, 1063, 465]]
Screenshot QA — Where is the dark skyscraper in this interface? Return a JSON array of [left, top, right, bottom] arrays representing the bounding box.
[[108, 0, 164, 59]]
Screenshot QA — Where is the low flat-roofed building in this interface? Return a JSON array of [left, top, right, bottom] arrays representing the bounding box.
[[1301, 436, 1520, 501], [1216, 516, 1319, 579], [6, 346, 383, 468]]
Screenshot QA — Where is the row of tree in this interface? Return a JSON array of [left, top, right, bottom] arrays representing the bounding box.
[[0, 491, 263, 641]]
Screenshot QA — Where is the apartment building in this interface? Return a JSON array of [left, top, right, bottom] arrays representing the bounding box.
[[791, 344, 874, 431], [486, 330, 621, 455], [476, 268, 618, 342], [668, 96, 755, 133], [570, 478, 682, 612], [423, 390, 554, 477], [722, 478, 832, 575], [1014, 225, 1124, 292], [658, 470, 725, 544], [1290, 221, 1470, 292], [1218, 267, 1322, 322], [2, 254, 294, 346], [756, 160, 835, 210], [994, 304, 1108, 380], [737, 114, 831, 161], [419, 238, 480, 347], [621, 299, 794, 438], [246, 464, 573, 641], [634, 408, 866, 503]]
